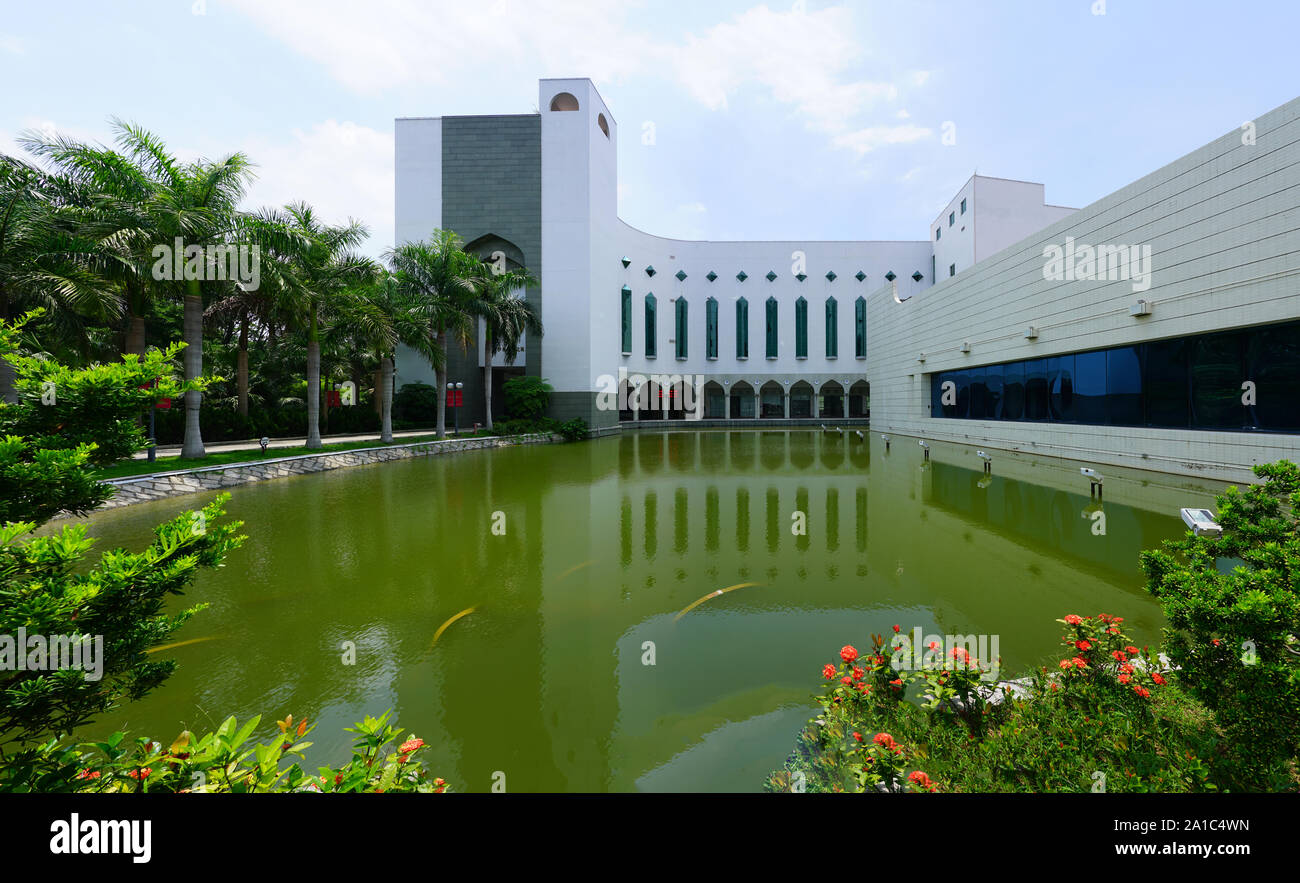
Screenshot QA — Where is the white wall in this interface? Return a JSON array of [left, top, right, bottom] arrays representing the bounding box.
[[868, 96, 1300, 482]]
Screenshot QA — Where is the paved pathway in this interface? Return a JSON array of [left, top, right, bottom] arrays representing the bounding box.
[[132, 428, 451, 460]]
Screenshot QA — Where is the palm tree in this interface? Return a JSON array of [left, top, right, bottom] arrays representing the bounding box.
[[0, 155, 119, 400], [24, 120, 261, 457], [263, 203, 374, 449], [473, 264, 541, 430], [384, 230, 482, 439], [334, 273, 441, 443]]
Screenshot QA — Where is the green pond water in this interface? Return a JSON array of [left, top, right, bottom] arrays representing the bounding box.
[[71, 429, 1226, 792]]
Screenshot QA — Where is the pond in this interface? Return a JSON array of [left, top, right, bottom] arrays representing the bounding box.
[[71, 429, 1226, 792]]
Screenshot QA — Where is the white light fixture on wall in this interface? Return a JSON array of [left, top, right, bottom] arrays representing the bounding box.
[[917, 353, 926, 363], [960, 341, 971, 353], [1130, 299, 1152, 316], [1024, 326, 1039, 339]]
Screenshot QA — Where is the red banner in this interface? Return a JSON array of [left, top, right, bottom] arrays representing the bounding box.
[[446, 389, 463, 407]]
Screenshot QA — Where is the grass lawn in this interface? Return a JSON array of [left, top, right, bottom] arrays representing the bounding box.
[[95, 430, 501, 481]]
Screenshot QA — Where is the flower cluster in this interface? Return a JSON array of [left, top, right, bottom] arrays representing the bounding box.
[[1056, 613, 1167, 700]]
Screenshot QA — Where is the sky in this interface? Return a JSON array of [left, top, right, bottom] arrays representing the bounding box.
[[2, 0, 1297, 257]]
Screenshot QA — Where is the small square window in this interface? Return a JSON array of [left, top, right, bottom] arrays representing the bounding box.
[[960, 198, 967, 214], [949, 263, 956, 277], [935, 228, 941, 241], [948, 212, 954, 226]]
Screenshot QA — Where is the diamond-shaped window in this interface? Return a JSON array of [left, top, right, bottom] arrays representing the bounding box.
[[706, 271, 718, 282], [854, 271, 866, 282], [765, 271, 777, 281], [675, 270, 687, 281], [736, 271, 748, 282], [826, 271, 837, 281], [795, 272, 807, 282], [884, 271, 896, 282], [621, 256, 631, 268], [645, 265, 656, 277], [912, 271, 924, 281]]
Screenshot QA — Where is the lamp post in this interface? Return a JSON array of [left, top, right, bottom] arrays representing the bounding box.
[[447, 381, 464, 436]]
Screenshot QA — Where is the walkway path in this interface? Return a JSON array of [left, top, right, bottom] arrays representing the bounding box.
[[133, 428, 448, 460]]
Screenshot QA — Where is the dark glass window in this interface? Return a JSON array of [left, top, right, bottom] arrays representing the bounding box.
[[1050, 354, 1075, 421], [954, 369, 971, 418], [674, 297, 688, 359], [1074, 351, 1106, 424], [985, 364, 1005, 419], [705, 297, 718, 359], [1002, 361, 1025, 420], [644, 294, 656, 358], [1191, 332, 1244, 429], [765, 298, 778, 358], [1249, 322, 1300, 430], [854, 297, 866, 358], [1024, 359, 1048, 420], [825, 297, 838, 358], [795, 297, 808, 358], [1107, 346, 1142, 425], [1144, 338, 1188, 427], [736, 298, 749, 358], [621, 287, 632, 353]]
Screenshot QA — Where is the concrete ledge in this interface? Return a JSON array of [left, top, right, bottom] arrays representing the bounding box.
[[620, 418, 870, 430], [99, 433, 563, 510]]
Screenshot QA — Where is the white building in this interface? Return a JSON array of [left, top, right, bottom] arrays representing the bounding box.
[[395, 79, 1300, 481], [394, 78, 1072, 430]]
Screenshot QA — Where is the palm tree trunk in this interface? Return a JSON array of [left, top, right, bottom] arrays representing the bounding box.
[[181, 284, 205, 458], [380, 355, 394, 443], [306, 304, 322, 449], [435, 326, 448, 439], [484, 329, 494, 431], [236, 310, 249, 418], [126, 314, 146, 357]]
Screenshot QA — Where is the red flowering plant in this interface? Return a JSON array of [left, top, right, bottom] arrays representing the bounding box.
[[8, 710, 448, 793], [1055, 613, 1165, 704]]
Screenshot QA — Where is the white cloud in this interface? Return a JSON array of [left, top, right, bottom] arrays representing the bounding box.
[[226, 1, 925, 144], [240, 120, 394, 255], [832, 124, 932, 156]]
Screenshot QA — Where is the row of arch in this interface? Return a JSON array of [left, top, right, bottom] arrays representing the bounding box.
[[619, 378, 870, 420], [624, 291, 868, 361]]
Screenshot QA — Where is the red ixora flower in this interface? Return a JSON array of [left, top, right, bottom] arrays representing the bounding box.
[[1152, 672, 1167, 686], [1125, 646, 1139, 656], [873, 733, 897, 750], [889, 678, 903, 689], [1075, 640, 1091, 651], [841, 676, 853, 686], [127, 768, 152, 780], [1118, 673, 1131, 684], [76, 769, 100, 780], [908, 770, 937, 791], [1112, 650, 1127, 662], [399, 738, 424, 754], [892, 625, 901, 633], [928, 640, 940, 651], [1064, 614, 1083, 625], [841, 645, 859, 663], [823, 664, 837, 680], [853, 732, 864, 742], [852, 667, 864, 680], [1072, 656, 1088, 669], [1133, 685, 1150, 699]]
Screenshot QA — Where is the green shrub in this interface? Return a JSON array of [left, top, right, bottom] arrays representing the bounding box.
[[769, 615, 1220, 793], [502, 376, 552, 421], [1141, 460, 1300, 788], [392, 382, 439, 424], [557, 417, 589, 442], [6, 710, 448, 793]]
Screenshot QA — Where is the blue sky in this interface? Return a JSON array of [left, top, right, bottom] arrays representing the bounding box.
[[2, 0, 1296, 255]]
